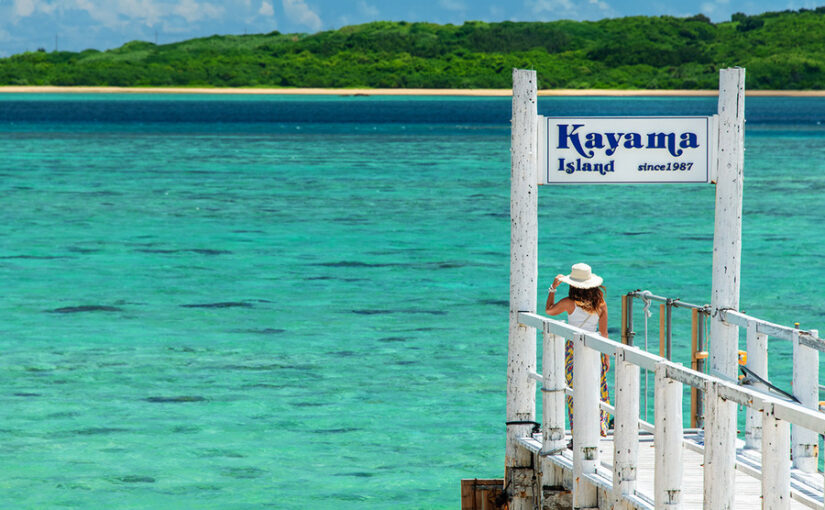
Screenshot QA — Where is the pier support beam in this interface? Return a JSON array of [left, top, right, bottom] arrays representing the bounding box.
[[744, 323, 768, 449], [655, 363, 683, 510], [706, 67, 745, 510], [762, 404, 791, 510], [506, 68, 538, 510], [792, 328, 819, 473], [613, 349, 639, 510], [542, 331, 566, 484], [573, 334, 600, 509]]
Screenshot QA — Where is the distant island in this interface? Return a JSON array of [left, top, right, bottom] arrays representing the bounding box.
[[2, 8, 824, 90]]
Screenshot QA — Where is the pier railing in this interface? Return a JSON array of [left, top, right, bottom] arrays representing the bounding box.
[[621, 291, 711, 428], [622, 291, 824, 462], [517, 309, 825, 509]]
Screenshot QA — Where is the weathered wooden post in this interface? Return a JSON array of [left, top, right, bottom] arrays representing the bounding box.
[[613, 348, 639, 510], [655, 363, 683, 510], [706, 67, 745, 510], [541, 331, 566, 492], [761, 403, 791, 510], [506, 68, 538, 510], [572, 333, 600, 508], [792, 328, 819, 472], [744, 322, 768, 449]]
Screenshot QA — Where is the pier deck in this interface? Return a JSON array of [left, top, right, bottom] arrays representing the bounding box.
[[518, 432, 823, 509]]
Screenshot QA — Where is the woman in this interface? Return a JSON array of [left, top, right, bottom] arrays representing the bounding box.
[[545, 262, 610, 436]]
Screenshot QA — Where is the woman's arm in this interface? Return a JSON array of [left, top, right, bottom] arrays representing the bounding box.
[[599, 301, 609, 369], [598, 301, 608, 338], [546, 274, 574, 316]]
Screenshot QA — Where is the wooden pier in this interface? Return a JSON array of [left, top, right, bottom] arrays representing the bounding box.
[[517, 432, 825, 509], [486, 67, 825, 509]]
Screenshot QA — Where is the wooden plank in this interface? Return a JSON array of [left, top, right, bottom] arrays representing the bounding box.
[[460, 479, 505, 510], [519, 433, 820, 509]]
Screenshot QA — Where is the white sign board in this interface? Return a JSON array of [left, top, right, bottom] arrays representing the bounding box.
[[538, 116, 717, 184]]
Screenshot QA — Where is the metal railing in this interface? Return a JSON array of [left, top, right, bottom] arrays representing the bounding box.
[[517, 310, 825, 509]]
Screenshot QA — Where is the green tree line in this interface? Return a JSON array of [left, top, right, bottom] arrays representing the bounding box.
[[2, 8, 825, 89]]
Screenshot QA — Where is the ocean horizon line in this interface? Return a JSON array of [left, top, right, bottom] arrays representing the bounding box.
[[2, 86, 825, 97]]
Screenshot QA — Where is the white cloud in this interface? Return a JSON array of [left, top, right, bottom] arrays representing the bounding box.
[[587, 0, 610, 12], [115, 0, 163, 26], [439, 0, 466, 11], [529, 0, 575, 14], [282, 0, 321, 31], [356, 0, 378, 18], [13, 0, 37, 18], [528, 0, 612, 19], [259, 0, 274, 16], [172, 0, 224, 23]]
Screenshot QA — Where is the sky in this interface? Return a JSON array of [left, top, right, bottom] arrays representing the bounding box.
[[0, 0, 820, 57]]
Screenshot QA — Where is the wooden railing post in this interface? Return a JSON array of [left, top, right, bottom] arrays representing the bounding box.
[[541, 331, 566, 487], [655, 363, 683, 510], [761, 403, 791, 510], [704, 381, 736, 510], [707, 66, 745, 510], [613, 348, 639, 509], [506, 68, 538, 510], [573, 333, 600, 508], [744, 322, 768, 449], [792, 328, 819, 472]]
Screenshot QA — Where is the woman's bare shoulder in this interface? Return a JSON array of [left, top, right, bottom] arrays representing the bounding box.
[[547, 296, 575, 315]]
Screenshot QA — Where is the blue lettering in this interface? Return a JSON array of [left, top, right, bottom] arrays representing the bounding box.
[[680, 132, 699, 149], [557, 124, 594, 159], [604, 133, 624, 156], [624, 133, 643, 149]]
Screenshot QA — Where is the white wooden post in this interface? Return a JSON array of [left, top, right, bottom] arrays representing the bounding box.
[[792, 328, 819, 473], [655, 363, 683, 510], [745, 322, 768, 449], [706, 67, 745, 510], [704, 381, 737, 510], [573, 333, 600, 508], [541, 331, 566, 487], [761, 403, 791, 510], [506, 68, 538, 509], [613, 349, 639, 509]]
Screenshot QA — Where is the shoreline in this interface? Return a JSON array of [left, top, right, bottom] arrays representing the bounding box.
[[1, 86, 825, 97]]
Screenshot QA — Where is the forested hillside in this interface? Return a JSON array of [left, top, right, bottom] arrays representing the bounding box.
[[2, 8, 825, 89]]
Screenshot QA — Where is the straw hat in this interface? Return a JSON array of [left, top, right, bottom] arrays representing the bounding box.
[[559, 263, 603, 289]]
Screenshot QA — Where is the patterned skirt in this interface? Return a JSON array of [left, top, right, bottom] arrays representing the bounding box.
[[565, 339, 611, 436]]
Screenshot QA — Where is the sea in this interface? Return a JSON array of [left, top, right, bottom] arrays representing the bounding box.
[[1, 93, 824, 509]]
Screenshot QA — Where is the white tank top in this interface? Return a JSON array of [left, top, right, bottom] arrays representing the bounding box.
[[568, 304, 599, 332]]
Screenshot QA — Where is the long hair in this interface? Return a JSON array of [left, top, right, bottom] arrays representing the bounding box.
[[568, 285, 605, 313]]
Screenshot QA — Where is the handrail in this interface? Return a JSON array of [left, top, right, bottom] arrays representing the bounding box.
[[626, 290, 709, 312], [519, 311, 825, 434], [719, 308, 825, 352]]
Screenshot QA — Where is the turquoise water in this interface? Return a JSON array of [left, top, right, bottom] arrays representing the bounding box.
[[1, 94, 824, 508]]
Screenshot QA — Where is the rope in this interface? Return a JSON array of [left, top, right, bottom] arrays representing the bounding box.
[[739, 365, 799, 403]]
